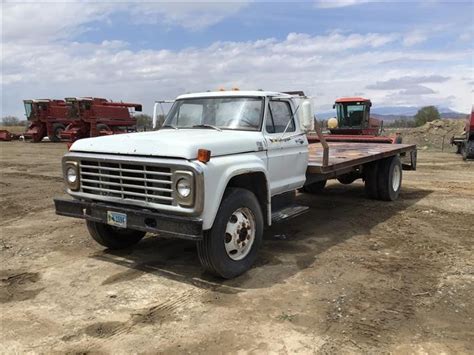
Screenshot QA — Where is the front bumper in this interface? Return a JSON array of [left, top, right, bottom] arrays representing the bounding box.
[[54, 198, 203, 240]]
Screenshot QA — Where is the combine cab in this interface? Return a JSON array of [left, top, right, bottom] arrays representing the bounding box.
[[309, 97, 398, 144], [61, 98, 142, 142], [451, 110, 474, 160], [23, 99, 71, 142]]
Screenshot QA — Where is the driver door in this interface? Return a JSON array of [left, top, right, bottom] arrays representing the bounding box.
[[263, 99, 308, 195]]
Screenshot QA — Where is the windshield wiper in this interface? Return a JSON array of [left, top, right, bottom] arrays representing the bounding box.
[[192, 124, 222, 132], [161, 124, 178, 130]]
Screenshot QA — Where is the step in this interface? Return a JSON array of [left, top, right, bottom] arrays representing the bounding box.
[[271, 204, 309, 223]]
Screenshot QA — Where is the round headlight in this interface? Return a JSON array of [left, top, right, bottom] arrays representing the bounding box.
[[176, 178, 191, 198], [66, 167, 77, 184]]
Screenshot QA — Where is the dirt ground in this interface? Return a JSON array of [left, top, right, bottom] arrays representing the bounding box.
[[1, 141, 473, 354]]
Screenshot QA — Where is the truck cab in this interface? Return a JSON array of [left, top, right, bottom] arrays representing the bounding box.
[[55, 91, 314, 278]]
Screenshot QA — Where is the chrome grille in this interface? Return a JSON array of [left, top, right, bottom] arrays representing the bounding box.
[[79, 160, 174, 205]]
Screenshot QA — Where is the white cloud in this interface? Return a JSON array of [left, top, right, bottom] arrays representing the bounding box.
[[367, 75, 449, 90], [403, 30, 428, 46], [314, 0, 374, 9], [129, 1, 250, 30], [1, 1, 472, 117], [1, 1, 250, 44], [273, 32, 398, 53], [2, 31, 472, 117], [2, 2, 114, 43]]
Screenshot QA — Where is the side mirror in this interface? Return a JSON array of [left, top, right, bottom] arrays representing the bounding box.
[[299, 100, 314, 132]]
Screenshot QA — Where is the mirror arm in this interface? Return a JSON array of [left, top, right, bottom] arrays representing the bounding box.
[[278, 103, 301, 141]]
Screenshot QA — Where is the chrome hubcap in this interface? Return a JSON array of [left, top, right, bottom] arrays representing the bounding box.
[[224, 207, 255, 261], [392, 164, 401, 191]]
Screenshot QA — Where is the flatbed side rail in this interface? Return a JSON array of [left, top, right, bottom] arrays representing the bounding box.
[[313, 119, 329, 167]]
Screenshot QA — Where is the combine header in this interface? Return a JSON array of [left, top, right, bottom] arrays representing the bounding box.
[[309, 97, 398, 144], [23, 99, 71, 142], [61, 97, 142, 142]]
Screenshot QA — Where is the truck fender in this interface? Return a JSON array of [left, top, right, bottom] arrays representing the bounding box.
[[201, 157, 270, 230]]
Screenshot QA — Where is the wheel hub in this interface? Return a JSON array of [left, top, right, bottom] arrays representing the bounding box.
[[392, 164, 401, 191], [224, 208, 256, 261]]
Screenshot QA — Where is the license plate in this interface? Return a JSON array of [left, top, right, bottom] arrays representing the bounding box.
[[107, 211, 127, 228]]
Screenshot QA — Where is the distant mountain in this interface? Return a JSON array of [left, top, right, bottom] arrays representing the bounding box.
[[316, 105, 468, 122]]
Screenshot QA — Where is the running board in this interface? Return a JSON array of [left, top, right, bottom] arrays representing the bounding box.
[[271, 205, 309, 223]]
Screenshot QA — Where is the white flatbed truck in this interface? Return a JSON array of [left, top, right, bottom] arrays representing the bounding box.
[[54, 91, 417, 278]]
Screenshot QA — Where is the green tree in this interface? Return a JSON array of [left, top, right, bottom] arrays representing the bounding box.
[[134, 114, 153, 131], [135, 113, 166, 131], [414, 106, 440, 127]]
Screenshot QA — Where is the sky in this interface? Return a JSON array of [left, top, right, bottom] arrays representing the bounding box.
[[1, 0, 473, 119]]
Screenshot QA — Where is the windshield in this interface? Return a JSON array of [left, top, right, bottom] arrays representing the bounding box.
[[67, 103, 80, 118], [164, 97, 263, 131], [24, 102, 33, 119], [336, 103, 366, 127]]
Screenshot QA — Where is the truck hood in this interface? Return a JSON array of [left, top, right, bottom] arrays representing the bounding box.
[[70, 129, 265, 160]]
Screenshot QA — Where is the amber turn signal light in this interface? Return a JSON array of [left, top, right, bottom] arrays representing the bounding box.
[[198, 149, 211, 163]]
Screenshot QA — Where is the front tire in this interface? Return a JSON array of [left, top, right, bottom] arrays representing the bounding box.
[[86, 220, 145, 249], [97, 123, 111, 132], [49, 123, 65, 142], [197, 188, 263, 279]]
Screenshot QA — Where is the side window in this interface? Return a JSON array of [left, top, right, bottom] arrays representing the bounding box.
[[267, 101, 295, 133]]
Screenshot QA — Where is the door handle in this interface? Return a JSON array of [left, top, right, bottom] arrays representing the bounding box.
[[295, 138, 304, 144]]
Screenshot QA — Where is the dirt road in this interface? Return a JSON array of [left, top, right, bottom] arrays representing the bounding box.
[[1, 141, 473, 354]]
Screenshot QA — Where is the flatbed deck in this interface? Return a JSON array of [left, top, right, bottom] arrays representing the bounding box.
[[307, 142, 416, 174]]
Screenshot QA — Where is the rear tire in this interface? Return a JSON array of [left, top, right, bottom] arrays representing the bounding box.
[[197, 188, 263, 279], [96, 124, 111, 134], [364, 161, 379, 199], [86, 220, 145, 249], [300, 180, 327, 193], [377, 156, 402, 201], [49, 123, 65, 142]]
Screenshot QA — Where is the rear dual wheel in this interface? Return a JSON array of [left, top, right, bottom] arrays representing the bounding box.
[[364, 156, 402, 201]]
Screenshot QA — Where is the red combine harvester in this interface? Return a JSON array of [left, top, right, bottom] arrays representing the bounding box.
[[23, 99, 71, 142], [451, 109, 474, 160], [61, 97, 142, 142], [308, 97, 398, 144]]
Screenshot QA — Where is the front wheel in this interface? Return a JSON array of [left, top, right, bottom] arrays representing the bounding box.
[[197, 188, 263, 279], [86, 220, 145, 249], [49, 123, 65, 142]]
